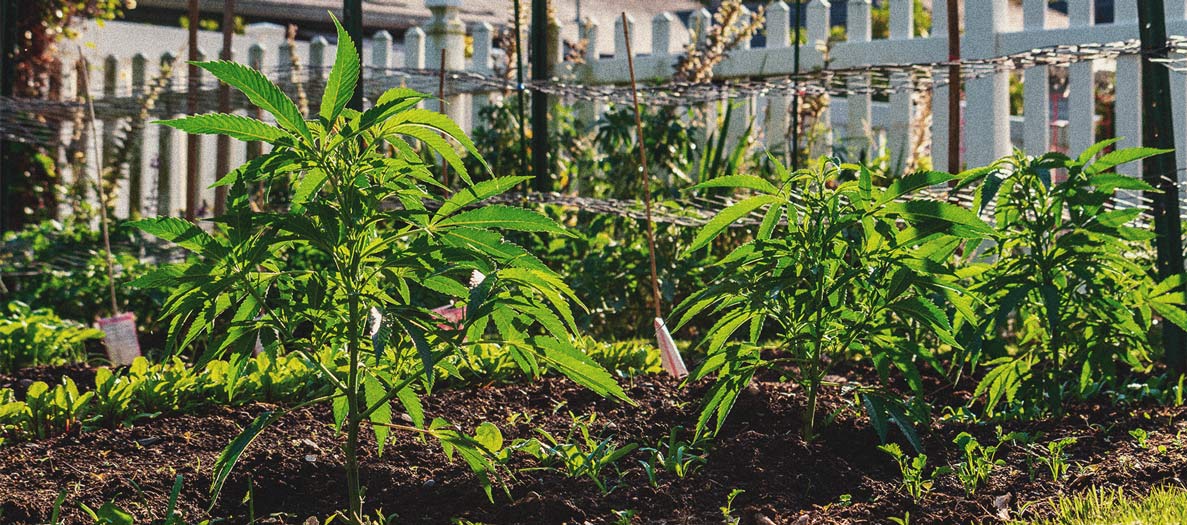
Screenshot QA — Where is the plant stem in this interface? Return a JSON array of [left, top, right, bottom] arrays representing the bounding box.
[[345, 286, 363, 523]]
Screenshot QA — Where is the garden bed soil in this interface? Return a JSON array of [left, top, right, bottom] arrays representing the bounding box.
[[2, 365, 1186, 524]]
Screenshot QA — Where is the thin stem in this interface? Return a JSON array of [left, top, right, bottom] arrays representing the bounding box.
[[622, 12, 664, 321]]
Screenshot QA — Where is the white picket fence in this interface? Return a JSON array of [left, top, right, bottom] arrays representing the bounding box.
[[67, 0, 1187, 217]]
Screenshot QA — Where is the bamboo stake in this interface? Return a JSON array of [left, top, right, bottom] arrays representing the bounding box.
[[76, 54, 119, 315], [622, 13, 687, 379]]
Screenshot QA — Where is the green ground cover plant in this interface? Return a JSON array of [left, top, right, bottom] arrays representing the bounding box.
[[0, 301, 103, 372], [131, 15, 627, 523]]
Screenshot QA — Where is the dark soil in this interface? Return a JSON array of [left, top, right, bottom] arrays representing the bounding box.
[[2, 366, 1186, 525]]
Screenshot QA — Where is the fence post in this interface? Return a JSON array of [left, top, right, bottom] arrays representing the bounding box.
[[1166, 1, 1187, 190], [405, 27, 426, 70], [128, 53, 147, 217], [101, 55, 122, 216], [1068, 0, 1096, 156], [615, 14, 634, 60], [764, 1, 791, 152], [156, 52, 177, 216], [246, 44, 265, 161], [964, 0, 1010, 168], [653, 12, 675, 58], [309, 35, 328, 77], [470, 22, 493, 134], [887, 0, 913, 172], [1022, 0, 1050, 158], [806, 0, 832, 157], [372, 30, 393, 101], [1113, 0, 1142, 205], [844, 0, 872, 157], [930, 0, 950, 171]]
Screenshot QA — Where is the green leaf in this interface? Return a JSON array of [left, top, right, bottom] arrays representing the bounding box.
[[1076, 138, 1123, 164], [534, 336, 630, 403], [210, 410, 283, 509], [319, 13, 360, 124], [364, 374, 392, 456], [875, 171, 957, 206], [130, 217, 227, 257], [434, 176, 531, 219], [158, 113, 288, 143], [692, 175, 779, 194], [438, 205, 570, 235], [195, 60, 311, 142], [1089, 173, 1156, 192], [396, 386, 425, 429], [689, 195, 782, 252], [882, 200, 993, 235], [1086, 147, 1172, 175]]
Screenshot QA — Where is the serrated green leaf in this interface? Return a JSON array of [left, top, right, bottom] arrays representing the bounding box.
[[195, 60, 311, 142], [438, 205, 570, 235], [319, 14, 360, 123], [689, 195, 781, 252], [158, 113, 287, 143]]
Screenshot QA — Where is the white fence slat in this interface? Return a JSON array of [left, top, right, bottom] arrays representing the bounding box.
[[964, 0, 1010, 168]]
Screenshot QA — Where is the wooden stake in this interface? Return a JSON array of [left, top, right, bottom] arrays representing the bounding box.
[[621, 13, 663, 321], [76, 53, 119, 314], [947, 0, 960, 173], [214, 0, 235, 216]]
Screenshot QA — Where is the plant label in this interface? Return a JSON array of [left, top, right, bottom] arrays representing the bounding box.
[[655, 317, 689, 379], [97, 312, 141, 366]]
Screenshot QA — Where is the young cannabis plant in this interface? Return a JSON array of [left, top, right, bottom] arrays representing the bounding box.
[[958, 142, 1187, 417], [130, 15, 626, 523], [676, 157, 990, 441]]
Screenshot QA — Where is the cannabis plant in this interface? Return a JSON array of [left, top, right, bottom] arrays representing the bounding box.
[[676, 157, 990, 441], [131, 16, 625, 523], [958, 142, 1187, 417]]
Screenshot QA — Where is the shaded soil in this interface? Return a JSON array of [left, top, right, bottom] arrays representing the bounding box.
[[2, 367, 1187, 524]]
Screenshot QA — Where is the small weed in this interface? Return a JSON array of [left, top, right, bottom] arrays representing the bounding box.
[[879, 443, 948, 503]]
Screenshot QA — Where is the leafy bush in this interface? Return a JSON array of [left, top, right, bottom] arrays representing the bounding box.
[[0, 301, 104, 372], [1, 219, 168, 342], [133, 16, 626, 522], [958, 143, 1187, 417], [676, 157, 988, 440]]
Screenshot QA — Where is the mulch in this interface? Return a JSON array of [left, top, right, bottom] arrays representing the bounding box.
[[1, 364, 1186, 524]]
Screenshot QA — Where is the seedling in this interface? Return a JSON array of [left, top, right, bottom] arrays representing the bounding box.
[[878, 443, 948, 503], [952, 432, 1004, 496]]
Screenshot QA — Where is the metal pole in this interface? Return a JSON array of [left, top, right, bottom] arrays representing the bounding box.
[[947, 0, 960, 173], [530, 0, 550, 191], [1138, 0, 1187, 370], [214, 0, 235, 216], [185, 0, 201, 221], [344, 0, 364, 110], [791, 0, 802, 171], [0, 0, 14, 232], [513, 0, 529, 182]]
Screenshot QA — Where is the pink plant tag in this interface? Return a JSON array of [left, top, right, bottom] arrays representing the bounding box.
[[97, 313, 141, 366], [432, 304, 467, 330], [654, 317, 688, 379]]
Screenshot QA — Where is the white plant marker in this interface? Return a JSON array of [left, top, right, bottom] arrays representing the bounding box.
[[655, 318, 688, 378], [97, 313, 141, 366]]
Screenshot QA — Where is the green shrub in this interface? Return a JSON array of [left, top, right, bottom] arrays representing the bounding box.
[[958, 143, 1187, 417], [676, 157, 989, 441]]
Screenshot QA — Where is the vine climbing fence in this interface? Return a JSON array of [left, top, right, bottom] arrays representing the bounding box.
[[6, 0, 1187, 220]]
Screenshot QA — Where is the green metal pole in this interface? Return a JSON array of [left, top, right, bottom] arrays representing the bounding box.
[[1137, 0, 1187, 370], [344, 0, 364, 110], [0, 0, 14, 232], [530, 0, 550, 191]]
